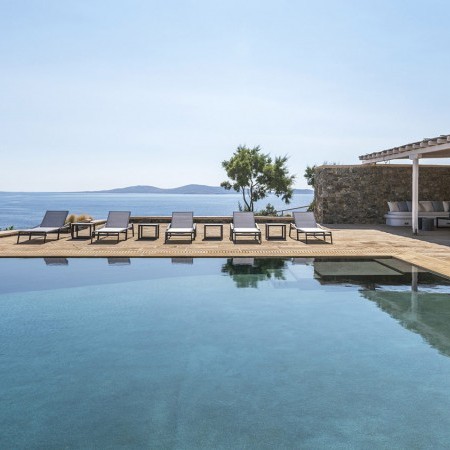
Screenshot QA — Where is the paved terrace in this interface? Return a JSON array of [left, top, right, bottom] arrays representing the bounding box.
[[1, 217, 449, 278]]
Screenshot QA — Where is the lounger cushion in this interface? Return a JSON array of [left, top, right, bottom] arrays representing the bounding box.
[[167, 227, 194, 233], [96, 227, 128, 233], [298, 227, 326, 233], [21, 227, 61, 233], [233, 227, 260, 233]]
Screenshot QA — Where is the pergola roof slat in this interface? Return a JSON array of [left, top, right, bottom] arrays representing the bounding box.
[[359, 134, 450, 163]]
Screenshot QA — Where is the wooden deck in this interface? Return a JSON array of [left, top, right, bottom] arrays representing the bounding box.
[[1, 223, 450, 278]]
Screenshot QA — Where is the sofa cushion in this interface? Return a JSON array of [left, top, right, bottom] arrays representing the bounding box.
[[406, 201, 412, 212], [444, 201, 450, 212], [432, 201, 444, 212], [420, 201, 434, 212], [397, 201, 409, 212], [387, 201, 400, 212]]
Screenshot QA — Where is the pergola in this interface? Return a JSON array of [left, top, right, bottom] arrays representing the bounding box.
[[359, 134, 450, 234]]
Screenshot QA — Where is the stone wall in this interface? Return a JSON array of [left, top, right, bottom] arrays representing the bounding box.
[[314, 164, 450, 224]]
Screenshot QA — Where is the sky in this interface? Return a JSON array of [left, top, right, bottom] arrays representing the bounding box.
[[1, 0, 450, 191]]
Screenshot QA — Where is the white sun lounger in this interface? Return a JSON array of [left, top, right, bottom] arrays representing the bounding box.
[[165, 212, 196, 243], [230, 212, 261, 243], [17, 210, 69, 244], [91, 211, 134, 243], [289, 212, 333, 243]]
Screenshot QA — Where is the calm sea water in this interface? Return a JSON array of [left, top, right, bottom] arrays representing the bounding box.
[[0, 192, 313, 229], [1, 257, 450, 448]]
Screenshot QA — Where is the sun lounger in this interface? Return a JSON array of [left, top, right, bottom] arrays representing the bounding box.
[[165, 212, 196, 243], [91, 211, 133, 243], [17, 210, 69, 244], [230, 212, 261, 243], [289, 212, 333, 243]]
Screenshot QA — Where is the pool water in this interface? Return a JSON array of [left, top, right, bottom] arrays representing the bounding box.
[[1, 257, 450, 449]]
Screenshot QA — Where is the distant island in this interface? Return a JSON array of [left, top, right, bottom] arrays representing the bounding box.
[[86, 184, 313, 195]]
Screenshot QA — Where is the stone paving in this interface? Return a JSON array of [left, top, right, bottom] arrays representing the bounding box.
[[1, 223, 449, 278]]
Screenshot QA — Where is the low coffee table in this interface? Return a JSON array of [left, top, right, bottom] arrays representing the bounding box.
[[138, 223, 160, 239], [265, 223, 287, 240]]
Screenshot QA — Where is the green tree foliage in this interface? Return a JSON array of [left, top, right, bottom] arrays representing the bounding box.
[[304, 165, 316, 188], [221, 145, 296, 212]]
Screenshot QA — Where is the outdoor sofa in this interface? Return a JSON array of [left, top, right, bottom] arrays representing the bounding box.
[[230, 212, 261, 243], [385, 201, 450, 226], [289, 211, 333, 244], [165, 212, 196, 243], [91, 211, 134, 243], [17, 210, 69, 244]]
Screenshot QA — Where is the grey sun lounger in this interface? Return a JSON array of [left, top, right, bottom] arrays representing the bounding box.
[[289, 212, 333, 243], [91, 211, 134, 243], [17, 210, 69, 244], [165, 212, 196, 243], [230, 212, 261, 243]]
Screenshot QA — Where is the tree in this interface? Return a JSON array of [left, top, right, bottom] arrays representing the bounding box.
[[220, 145, 296, 212]]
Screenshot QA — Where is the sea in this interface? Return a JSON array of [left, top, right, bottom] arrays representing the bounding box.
[[0, 192, 313, 229]]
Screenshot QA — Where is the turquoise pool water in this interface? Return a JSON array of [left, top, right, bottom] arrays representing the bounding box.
[[1, 257, 450, 449]]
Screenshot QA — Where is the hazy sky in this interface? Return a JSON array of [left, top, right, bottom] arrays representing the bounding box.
[[1, 0, 450, 191]]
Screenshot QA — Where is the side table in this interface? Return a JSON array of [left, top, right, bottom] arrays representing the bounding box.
[[203, 223, 223, 240], [71, 222, 98, 239], [138, 223, 160, 239], [265, 223, 287, 240]]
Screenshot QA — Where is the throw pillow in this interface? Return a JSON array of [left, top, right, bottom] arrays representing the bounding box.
[[432, 201, 444, 212], [420, 201, 434, 212], [387, 201, 400, 212], [397, 201, 409, 212]]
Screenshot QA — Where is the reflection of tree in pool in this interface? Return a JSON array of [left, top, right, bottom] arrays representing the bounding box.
[[221, 258, 288, 288]]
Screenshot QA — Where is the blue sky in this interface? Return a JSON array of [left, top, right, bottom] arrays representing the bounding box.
[[1, 0, 449, 191]]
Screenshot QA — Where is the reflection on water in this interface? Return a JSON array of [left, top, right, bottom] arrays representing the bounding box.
[[44, 258, 69, 266], [224, 256, 450, 356], [363, 290, 450, 357], [221, 258, 287, 288]]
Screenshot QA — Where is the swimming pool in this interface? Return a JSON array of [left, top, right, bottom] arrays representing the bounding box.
[[1, 257, 450, 448]]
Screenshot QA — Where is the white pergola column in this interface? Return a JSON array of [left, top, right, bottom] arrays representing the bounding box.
[[410, 155, 421, 235]]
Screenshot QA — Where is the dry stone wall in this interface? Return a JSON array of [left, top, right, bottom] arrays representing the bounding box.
[[314, 164, 450, 224]]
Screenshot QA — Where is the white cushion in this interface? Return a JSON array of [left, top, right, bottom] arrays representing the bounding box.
[[387, 201, 399, 212], [444, 201, 450, 212], [167, 227, 194, 233], [97, 227, 127, 233], [420, 201, 434, 212], [299, 227, 326, 233], [234, 227, 260, 233]]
